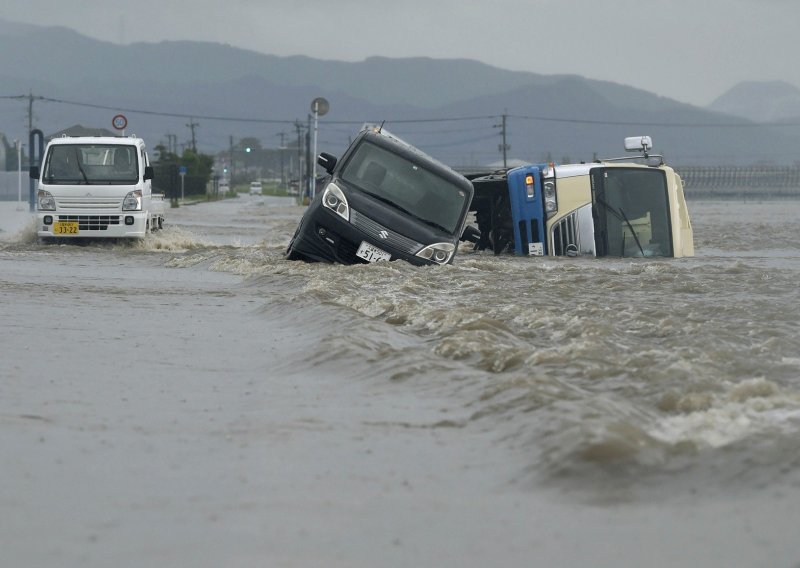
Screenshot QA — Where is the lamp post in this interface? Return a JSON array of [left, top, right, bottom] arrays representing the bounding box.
[[15, 140, 23, 211], [310, 97, 329, 199], [245, 146, 251, 182]]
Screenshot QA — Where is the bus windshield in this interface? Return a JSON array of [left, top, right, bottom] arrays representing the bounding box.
[[591, 167, 673, 257]]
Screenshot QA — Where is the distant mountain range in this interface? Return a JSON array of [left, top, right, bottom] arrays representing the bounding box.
[[1, 18, 799, 166], [709, 81, 800, 123]]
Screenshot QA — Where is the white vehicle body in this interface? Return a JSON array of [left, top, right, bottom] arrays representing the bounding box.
[[249, 181, 262, 195], [469, 136, 694, 259], [32, 136, 165, 239]]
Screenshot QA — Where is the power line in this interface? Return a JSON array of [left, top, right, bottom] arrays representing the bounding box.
[[4, 92, 800, 132]]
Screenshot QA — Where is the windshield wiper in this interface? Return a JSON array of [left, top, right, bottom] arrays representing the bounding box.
[[73, 147, 90, 184], [362, 189, 417, 217], [595, 197, 645, 257], [618, 207, 645, 257], [415, 217, 451, 233], [360, 188, 453, 234]]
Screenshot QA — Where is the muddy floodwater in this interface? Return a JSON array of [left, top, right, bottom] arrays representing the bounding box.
[[2, 196, 800, 567]]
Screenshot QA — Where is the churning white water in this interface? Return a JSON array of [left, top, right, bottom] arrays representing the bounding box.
[[2, 197, 799, 567]]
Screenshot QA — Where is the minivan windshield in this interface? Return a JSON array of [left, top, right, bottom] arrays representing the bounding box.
[[340, 140, 469, 234], [43, 144, 138, 185], [591, 167, 673, 257]]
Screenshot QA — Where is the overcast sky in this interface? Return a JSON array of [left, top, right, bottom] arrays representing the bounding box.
[[3, 0, 799, 107]]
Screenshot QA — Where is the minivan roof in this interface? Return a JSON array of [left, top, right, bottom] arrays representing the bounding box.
[[360, 129, 472, 193]]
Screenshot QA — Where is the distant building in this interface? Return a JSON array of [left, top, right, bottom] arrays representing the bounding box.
[[0, 133, 22, 172], [1, 125, 119, 172], [46, 124, 118, 141], [0, 134, 8, 171]]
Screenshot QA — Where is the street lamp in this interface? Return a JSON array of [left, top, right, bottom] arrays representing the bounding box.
[[310, 97, 329, 198], [15, 139, 23, 211]]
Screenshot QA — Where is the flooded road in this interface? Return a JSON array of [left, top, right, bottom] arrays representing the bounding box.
[[2, 196, 800, 567]]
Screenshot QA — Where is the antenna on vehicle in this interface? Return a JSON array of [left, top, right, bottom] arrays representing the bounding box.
[[377, 120, 385, 133]]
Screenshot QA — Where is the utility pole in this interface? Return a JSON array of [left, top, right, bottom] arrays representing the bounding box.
[[276, 132, 287, 188], [494, 111, 509, 168], [186, 118, 199, 153], [164, 133, 177, 155], [306, 114, 312, 198], [294, 120, 305, 198], [1, 91, 40, 134], [229, 135, 235, 183], [27, 91, 35, 136]]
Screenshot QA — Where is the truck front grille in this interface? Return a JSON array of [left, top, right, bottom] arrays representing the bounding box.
[[57, 215, 120, 231], [551, 212, 579, 256], [56, 197, 123, 210]]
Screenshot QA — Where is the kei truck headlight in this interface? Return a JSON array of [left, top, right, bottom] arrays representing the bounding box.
[[122, 190, 142, 211], [38, 190, 56, 211]]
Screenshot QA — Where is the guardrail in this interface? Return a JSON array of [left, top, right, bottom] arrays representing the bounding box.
[[676, 165, 800, 198]]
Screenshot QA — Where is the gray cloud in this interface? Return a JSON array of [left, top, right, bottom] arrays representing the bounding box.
[[2, 0, 799, 105]]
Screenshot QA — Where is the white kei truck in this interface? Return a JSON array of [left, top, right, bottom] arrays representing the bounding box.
[[30, 136, 165, 240]]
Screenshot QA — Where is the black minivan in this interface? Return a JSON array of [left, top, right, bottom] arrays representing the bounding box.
[[286, 127, 474, 266]]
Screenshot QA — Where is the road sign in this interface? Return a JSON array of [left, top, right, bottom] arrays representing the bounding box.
[[179, 166, 187, 175], [112, 114, 128, 130], [311, 97, 329, 117]]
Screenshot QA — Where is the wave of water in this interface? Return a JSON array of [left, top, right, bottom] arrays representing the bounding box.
[[192, 200, 800, 493], [5, 198, 799, 496]]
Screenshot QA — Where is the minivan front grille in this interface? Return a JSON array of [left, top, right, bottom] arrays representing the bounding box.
[[350, 209, 423, 254], [57, 215, 120, 231]]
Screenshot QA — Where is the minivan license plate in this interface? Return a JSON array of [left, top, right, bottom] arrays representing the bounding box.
[[356, 241, 391, 262]]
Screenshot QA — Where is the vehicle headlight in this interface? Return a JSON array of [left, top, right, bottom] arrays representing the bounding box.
[[415, 242, 455, 265], [322, 182, 349, 221], [37, 189, 56, 211], [543, 180, 557, 218], [122, 190, 142, 211]]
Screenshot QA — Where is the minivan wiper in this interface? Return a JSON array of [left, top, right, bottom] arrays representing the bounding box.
[[416, 217, 451, 234], [361, 188, 453, 234], [362, 189, 416, 217], [595, 197, 645, 257]]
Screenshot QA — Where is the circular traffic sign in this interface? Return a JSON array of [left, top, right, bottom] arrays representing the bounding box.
[[311, 97, 329, 117], [112, 114, 128, 130]]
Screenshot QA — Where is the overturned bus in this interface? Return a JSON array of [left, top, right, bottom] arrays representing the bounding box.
[[468, 136, 694, 258]]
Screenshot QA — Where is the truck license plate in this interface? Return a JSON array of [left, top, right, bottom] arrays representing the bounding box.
[[356, 241, 391, 262], [53, 221, 79, 235]]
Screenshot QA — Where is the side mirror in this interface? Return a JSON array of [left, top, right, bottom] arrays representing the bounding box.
[[29, 165, 39, 179], [460, 225, 481, 243], [317, 152, 338, 174], [143, 166, 154, 181], [624, 136, 653, 153]]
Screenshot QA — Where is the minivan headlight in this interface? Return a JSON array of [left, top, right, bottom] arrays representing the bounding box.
[[37, 189, 56, 211], [122, 190, 142, 211], [416, 242, 455, 265], [322, 183, 349, 221]]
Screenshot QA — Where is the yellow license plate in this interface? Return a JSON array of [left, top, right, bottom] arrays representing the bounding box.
[[53, 221, 79, 235]]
